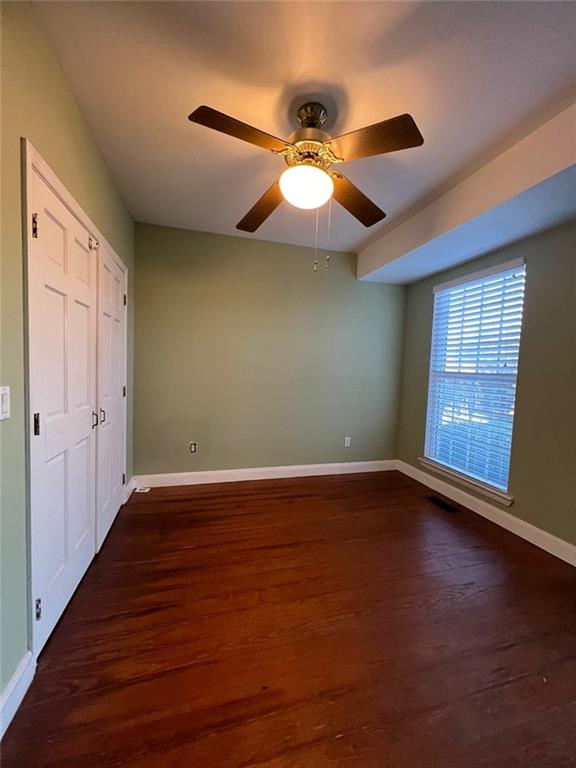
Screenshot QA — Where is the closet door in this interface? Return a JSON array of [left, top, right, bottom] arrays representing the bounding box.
[[28, 171, 97, 653], [96, 244, 127, 550]]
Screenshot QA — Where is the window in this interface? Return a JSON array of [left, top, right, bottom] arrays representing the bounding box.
[[424, 259, 526, 492]]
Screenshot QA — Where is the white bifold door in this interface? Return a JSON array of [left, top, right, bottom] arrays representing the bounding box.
[[27, 154, 127, 654], [96, 245, 127, 550], [28, 171, 98, 652]]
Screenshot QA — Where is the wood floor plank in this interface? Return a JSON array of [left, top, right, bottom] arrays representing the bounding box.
[[3, 471, 575, 766]]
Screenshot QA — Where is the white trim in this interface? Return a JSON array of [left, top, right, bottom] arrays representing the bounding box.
[[433, 256, 525, 293], [134, 461, 395, 488], [0, 652, 36, 739], [124, 476, 136, 503], [418, 457, 514, 506], [122, 264, 129, 503], [396, 460, 576, 568]]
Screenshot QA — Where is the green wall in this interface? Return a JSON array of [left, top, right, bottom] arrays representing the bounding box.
[[134, 224, 405, 474], [0, 2, 134, 690], [397, 219, 576, 545]]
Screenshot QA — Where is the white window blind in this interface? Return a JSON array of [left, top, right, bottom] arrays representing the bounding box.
[[424, 260, 526, 491]]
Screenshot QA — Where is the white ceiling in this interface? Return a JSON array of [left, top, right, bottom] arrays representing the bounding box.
[[36, 1, 576, 253]]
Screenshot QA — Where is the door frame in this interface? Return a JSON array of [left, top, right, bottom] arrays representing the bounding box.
[[22, 139, 129, 655]]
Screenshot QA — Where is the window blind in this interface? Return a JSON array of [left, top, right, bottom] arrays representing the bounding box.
[[424, 260, 526, 491]]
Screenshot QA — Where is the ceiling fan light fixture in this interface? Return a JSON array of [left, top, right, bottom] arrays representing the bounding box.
[[279, 165, 334, 210]]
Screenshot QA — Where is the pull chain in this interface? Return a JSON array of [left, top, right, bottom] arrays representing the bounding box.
[[313, 207, 319, 272], [325, 197, 332, 269]]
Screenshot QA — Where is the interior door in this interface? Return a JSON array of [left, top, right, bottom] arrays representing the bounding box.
[[28, 170, 97, 653], [96, 244, 126, 549]]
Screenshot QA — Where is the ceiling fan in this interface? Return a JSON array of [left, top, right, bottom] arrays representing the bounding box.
[[188, 102, 424, 232]]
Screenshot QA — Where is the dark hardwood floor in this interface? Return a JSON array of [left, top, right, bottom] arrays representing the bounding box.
[[3, 471, 576, 767]]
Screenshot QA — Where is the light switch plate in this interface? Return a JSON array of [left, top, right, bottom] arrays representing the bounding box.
[[0, 386, 10, 420]]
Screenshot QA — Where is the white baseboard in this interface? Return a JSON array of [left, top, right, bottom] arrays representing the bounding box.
[[396, 460, 576, 568], [124, 476, 135, 503], [0, 651, 36, 739], [133, 460, 396, 489]]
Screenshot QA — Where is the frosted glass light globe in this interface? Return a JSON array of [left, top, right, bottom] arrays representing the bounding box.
[[279, 165, 334, 210]]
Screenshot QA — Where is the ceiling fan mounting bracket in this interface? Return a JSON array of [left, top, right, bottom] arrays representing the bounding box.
[[296, 102, 328, 129]]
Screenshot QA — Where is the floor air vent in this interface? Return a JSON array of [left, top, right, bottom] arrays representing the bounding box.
[[425, 495, 460, 513]]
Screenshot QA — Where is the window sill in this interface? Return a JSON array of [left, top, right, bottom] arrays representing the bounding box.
[[417, 458, 515, 507]]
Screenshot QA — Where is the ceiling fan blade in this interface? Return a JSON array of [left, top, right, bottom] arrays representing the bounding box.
[[236, 180, 283, 232], [327, 114, 423, 161], [189, 106, 289, 153], [332, 175, 386, 227]]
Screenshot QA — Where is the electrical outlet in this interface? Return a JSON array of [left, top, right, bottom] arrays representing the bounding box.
[[344, 436, 351, 447], [189, 441, 198, 454]]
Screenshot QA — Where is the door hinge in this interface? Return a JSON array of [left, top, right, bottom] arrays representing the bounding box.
[[33, 412, 41, 436], [122, 473, 126, 485], [32, 213, 39, 238], [35, 598, 42, 620], [123, 294, 127, 307], [122, 385, 126, 397]]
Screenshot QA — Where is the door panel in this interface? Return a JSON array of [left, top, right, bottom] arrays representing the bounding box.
[[40, 452, 67, 588], [43, 286, 67, 416], [28, 171, 97, 653], [69, 435, 91, 551]]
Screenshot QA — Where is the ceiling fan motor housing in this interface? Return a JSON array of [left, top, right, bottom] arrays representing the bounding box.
[[284, 130, 342, 171], [283, 103, 340, 171]]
